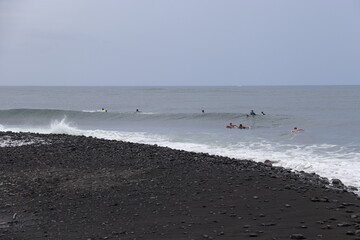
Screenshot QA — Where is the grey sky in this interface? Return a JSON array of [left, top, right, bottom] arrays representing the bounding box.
[[0, 0, 359, 86]]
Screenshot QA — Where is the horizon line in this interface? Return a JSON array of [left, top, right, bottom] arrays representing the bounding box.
[[0, 84, 359, 87]]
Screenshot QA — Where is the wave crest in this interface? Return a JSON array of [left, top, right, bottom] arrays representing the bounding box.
[[49, 117, 79, 134]]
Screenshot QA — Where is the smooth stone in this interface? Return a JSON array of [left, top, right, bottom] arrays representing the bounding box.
[[290, 234, 306, 239]]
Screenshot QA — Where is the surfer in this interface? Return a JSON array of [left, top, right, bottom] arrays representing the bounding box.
[[226, 123, 237, 128], [238, 124, 250, 129], [136, 109, 141, 113], [291, 127, 304, 132], [250, 110, 256, 116], [261, 111, 266, 115]]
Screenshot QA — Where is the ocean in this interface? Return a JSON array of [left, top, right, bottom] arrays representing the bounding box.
[[1, 86, 359, 189]]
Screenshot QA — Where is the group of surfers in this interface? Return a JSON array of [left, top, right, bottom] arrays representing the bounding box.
[[102, 108, 304, 133], [226, 123, 250, 129], [226, 110, 257, 129], [227, 123, 304, 132], [226, 110, 304, 132], [249, 110, 266, 116]]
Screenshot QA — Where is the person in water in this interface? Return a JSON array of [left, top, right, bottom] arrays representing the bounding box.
[[238, 124, 250, 129], [101, 108, 107, 112], [291, 127, 304, 132], [261, 111, 266, 115], [226, 123, 237, 128], [202, 109, 205, 113], [250, 110, 256, 116], [136, 109, 141, 113]]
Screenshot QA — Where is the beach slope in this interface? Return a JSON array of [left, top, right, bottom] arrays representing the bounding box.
[[1, 132, 359, 240]]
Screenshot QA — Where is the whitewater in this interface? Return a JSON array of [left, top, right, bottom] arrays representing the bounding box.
[[0, 86, 359, 190]]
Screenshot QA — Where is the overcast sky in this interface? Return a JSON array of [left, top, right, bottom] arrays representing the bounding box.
[[0, 0, 359, 86]]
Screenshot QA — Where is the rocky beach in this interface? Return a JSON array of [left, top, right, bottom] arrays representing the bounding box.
[[1, 131, 360, 240]]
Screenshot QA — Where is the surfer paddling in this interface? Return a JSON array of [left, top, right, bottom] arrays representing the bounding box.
[[291, 127, 304, 132], [238, 124, 250, 129], [226, 123, 237, 128]]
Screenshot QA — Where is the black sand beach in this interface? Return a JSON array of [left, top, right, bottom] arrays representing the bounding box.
[[1, 132, 360, 240]]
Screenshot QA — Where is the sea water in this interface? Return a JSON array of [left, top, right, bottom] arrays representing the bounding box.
[[0, 86, 359, 189]]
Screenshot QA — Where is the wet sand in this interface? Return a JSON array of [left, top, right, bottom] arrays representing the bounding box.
[[1, 132, 360, 240]]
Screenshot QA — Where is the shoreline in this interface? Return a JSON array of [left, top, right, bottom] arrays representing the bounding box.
[[1, 131, 360, 239], [1, 130, 357, 193]]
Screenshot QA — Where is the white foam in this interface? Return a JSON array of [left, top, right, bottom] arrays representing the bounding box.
[[154, 140, 360, 190], [82, 110, 97, 113], [0, 135, 48, 147], [82, 110, 111, 113], [1, 118, 360, 190], [49, 117, 80, 134], [138, 112, 157, 115], [0, 138, 38, 147]]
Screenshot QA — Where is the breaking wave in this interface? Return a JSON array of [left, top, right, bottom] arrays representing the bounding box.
[[1, 117, 360, 190]]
